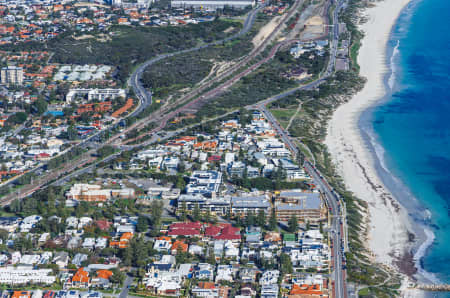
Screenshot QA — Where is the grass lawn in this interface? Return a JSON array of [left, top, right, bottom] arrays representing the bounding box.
[[270, 108, 297, 128], [358, 287, 370, 296]]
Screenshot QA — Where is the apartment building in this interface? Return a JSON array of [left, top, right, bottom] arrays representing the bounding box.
[[275, 191, 325, 223], [66, 88, 126, 103], [1, 66, 24, 85], [171, 0, 255, 10]]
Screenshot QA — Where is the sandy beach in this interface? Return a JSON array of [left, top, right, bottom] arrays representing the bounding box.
[[325, 0, 413, 267]]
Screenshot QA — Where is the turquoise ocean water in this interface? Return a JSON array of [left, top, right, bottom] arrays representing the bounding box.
[[359, 0, 450, 286]]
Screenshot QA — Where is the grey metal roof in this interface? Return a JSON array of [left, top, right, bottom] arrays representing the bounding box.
[[279, 191, 320, 201], [231, 195, 270, 208]]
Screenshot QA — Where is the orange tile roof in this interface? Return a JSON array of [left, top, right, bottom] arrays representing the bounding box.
[[97, 269, 113, 280], [111, 98, 133, 118], [198, 282, 215, 289], [120, 232, 133, 241], [157, 236, 172, 242], [171, 240, 188, 252], [175, 136, 197, 142], [11, 291, 31, 298], [290, 284, 324, 296], [72, 267, 89, 284], [193, 140, 217, 150]]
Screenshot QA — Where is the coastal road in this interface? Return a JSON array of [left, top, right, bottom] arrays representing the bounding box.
[[305, 161, 347, 298], [118, 275, 133, 298], [248, 0, 348, 296]]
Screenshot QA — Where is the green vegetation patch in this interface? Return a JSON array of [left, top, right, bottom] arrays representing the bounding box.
[[2, 20, 243, 85], [270, 108, 297, 128]]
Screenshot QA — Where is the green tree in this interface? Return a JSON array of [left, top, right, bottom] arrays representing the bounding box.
[[33, 98, 48, 115], [175, 175, 186, 189], [193, 203, 201, 222], [257, 209, 266, 228], [280, 253, 293, 274], [150, 200, 163, 230], [136, 216, 148, 233], [179, 201, 188, 221], [269, 209, 277, 231], [110, 268, 126, 285], [225, 208, 231, 220], [178, 161, 186, 173], [246, 210, 255, 227], [0, 229, 9, 241], [67, 125, 78, 140], [288, 215, 298, 233], [122, 246, 133, 267]]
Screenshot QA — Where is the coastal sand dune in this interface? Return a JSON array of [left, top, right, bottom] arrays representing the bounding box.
[[325, 0, 413, 267]]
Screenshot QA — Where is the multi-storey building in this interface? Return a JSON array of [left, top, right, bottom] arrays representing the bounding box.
[[1, 66, 23, 85]]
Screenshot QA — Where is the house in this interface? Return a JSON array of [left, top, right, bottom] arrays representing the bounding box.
[[215, 264, 234, 282], [261, 284, 279, 298], [38, 233, 50, 245], [188, 244, 204, 256], [194, 263, 214, 280], [240, 284, 257, 296], [53, 251, 69, 269], [143, 267, 182, 296], [171, 240, 188, 254], [191, 281, 218, 297], [66, 216, 79, 228], [11, 291, 31, 298], [224, 241, 240, 258], [110, 232, 133, 249], [82, 238, 96, 250], [70, 267, 90, 288], [95, 220, 112, 231], [96, 237, 108, 249], [20, 215, 42, 232], [153, 236, 172, 252], [245, 226, 262, 243], [72, 253, 88, 267], [93, 270, 113, 288], [210, 224, 241, 242], [213, 240, 224, 258], [264, 232, 282, 243], [0, 216, 20, 232], [260, 270, 280, 285], [167, 222, 202, 237], [289, 283, 328, 297], [239, 268, 259, 283]]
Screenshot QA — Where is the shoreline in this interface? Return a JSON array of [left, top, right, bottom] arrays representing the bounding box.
[[324, 0, 428, 292]]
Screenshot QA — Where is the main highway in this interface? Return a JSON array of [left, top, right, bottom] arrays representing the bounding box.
[[305, 161, 347, 298], [119, 0, 304, 144], [127, 3, 262, 118]]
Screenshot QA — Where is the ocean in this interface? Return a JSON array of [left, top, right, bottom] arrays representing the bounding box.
[[359, 0, 450, 286]]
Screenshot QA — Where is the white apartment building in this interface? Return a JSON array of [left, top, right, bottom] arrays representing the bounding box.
[[171, 0, 255, 9], [0, 266, 56, 285], [66, 88, 126, 103], [1, 66, 23, 85]]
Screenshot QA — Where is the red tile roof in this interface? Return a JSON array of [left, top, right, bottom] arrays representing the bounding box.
[[204, 225, 221, 237]]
